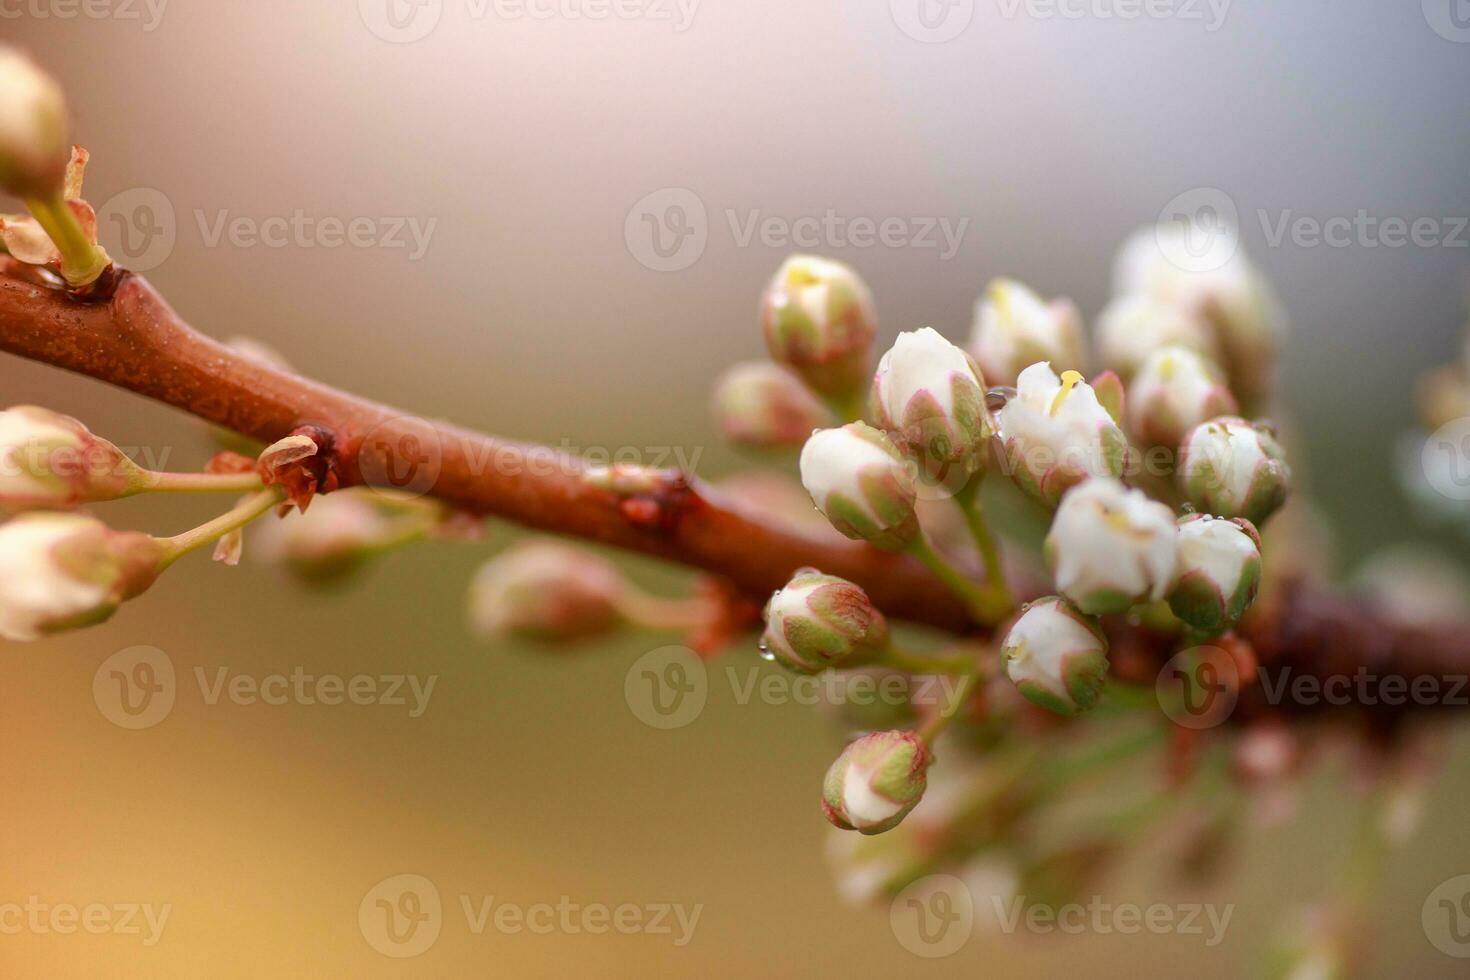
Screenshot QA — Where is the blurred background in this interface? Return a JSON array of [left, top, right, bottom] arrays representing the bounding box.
[[4, 0, 1470, 975]]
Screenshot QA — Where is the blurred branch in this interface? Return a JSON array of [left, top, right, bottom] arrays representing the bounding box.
[[1, 263, 1467, 724]]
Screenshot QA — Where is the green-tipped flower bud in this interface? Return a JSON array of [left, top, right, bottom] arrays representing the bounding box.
[[822, 730, 930, 835], [468, 540, 628, 643], [0, 406, 142, 514], [997, 363, 1128, 509], [761, 255, 877, 407], [1168, 514, 1262, 635], [799, 423, 918, 550], [761, 568, 888, 674], [871, 327, 992, 477], [1044, 477, 1179, 615], [1001, 596, 1109, 716], [710, 361, 830, 450], [0, 47, 68, 197], [969, 277, 1087, 387], [1178, 416, 1290, 526], [1126, 346, 1239, 450], [0, 512, 161, 641]]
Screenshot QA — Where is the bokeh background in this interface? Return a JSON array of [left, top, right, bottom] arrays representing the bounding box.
[[4, 1, 1470, 975]]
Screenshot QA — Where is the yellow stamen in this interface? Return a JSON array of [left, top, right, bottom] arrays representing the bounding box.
[[1049, 370, 1084, 415]]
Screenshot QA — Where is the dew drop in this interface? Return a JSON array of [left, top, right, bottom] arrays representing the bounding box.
[[757, 644, 776, 662]]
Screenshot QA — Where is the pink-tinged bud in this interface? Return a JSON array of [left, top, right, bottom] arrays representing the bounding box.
[[822, 730, 930, 835], [1126, 346, 1239, 449], [799, 423, 918, 550], [761, 255, 877, 407], [996, 363, 1128, 509], [1168, 514, 1262, 635], [0, 512, 162, 640], [969, 278, 1086, 387], [1044, 478, 1179, 615], [0, 406, 142, 514], [0, 47, 68, 196], [254, 491, 400, 583], [1001, 596, 1109, 716], [871, 327, 992, 476], [710, 362, 830, 450], [761, 569, 888, 674], [468, 540, 628, 643], [1178, 416, 1290, 526], [1095, 292, 1220, 380]]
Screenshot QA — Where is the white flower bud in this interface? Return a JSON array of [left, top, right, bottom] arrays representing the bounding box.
[[1114, 225, 1285, 404], [0, 512, 161, 640], [710, 362, 830, 450], [1044, 478, 1179, 615], [1178, 416, 1290, 526], [1001, 596, 1109, 716], [871, 327, 991, 474], [1126, 346, 1238, 449], [254, 491, 399, 583], [0, 47, 68, 196], [761, 569, 888, 674], [799, 423, 918, 550], [468, 540, 628, 642], [996, 362, 1128, 509], [822, 730, 930, 835], [969, 278, 1086, 387], [1095, 292, 1220, 379], [0, 406, 141, 514], [1168, 514, 1262, 635], [761, 255, 877, 407]]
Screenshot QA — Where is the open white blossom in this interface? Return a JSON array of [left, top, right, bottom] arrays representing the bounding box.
[[871, 327, 990, 471], [1168, 514, 1262, 634], [1045, 477, 1179, 615], [799, 422, 918, 550], [1179, 416, 1290, 526], [1126, 346, 1238, 449], [969, 278, 1086, 387], [997, 362, 1127, 508], [1001, 596, 1109, 716]]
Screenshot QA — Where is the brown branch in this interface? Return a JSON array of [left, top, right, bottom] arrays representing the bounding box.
[[2, 264, 1468, 722]]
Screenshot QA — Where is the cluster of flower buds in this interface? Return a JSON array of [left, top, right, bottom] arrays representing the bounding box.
[[711, 362, 830, 450], [1000, 596, 1110, 716], [1178, 416, 1290, 525], [969, 278, 1086, 387], [0, 405, 142, 513], [1044, 478, 1178, 615], [761, 569, 888, 674], [870, 327, 991, 479], [799, 422, 918, 550], [0, 512, 161, 641], [821, 730, 930, 835], [0, 46, 68, 197], [760, 255, 878, 411], [996, 362, 1128, 508]]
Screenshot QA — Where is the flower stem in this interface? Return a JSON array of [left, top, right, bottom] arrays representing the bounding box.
[[156, 487, 285, 567], [907, 533, 1000, 626], [22, 192, 110, 287], [917, 670, 981, 745], [134, 470, 266, 495], [952, 482, 1014, 617]]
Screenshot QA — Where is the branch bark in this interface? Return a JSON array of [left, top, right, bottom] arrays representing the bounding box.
[[2, 264, 1467, 720]]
